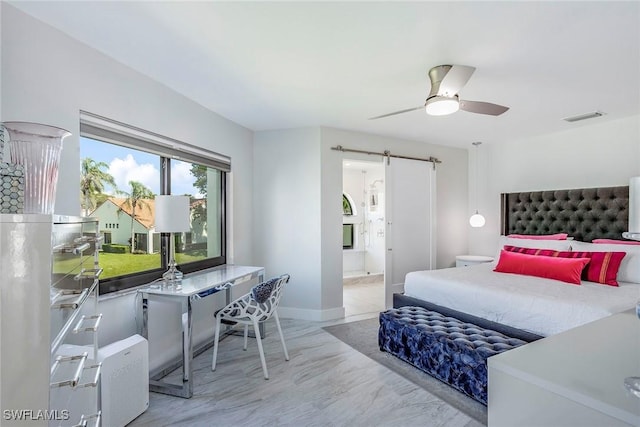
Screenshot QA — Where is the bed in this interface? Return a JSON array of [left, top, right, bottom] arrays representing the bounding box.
[[395, 185, 639, 337]]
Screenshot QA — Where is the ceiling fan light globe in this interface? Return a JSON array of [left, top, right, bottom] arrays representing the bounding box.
[[425, 96, 460, 116]]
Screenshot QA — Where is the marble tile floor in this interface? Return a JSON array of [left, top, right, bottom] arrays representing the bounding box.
[[342, 273, 384, 285], [129, 314, 485, 427], [343, 277, 385, 320]]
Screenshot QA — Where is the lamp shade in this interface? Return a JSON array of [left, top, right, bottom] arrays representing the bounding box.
[[155, 195, 190, 233], [426, 96, 460, 116], [469, 212, 486, 228]]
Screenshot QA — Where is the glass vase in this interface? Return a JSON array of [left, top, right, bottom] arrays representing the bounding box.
[[2, 122, 71, 214]]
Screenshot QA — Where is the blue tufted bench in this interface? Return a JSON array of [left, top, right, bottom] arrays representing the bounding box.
[[378, 306, 529, 405]]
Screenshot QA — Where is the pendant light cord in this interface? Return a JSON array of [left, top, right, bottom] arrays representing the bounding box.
[[472, 142, 481, 213]]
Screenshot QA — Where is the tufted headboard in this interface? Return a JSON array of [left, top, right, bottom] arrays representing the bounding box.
[[501, 186, 629, 242]]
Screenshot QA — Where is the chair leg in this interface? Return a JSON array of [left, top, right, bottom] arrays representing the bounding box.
[[273, 310, 289, 361], [212, 315, 222, 371], [253, 318, 269, 380], [243, 324, 249, 351]]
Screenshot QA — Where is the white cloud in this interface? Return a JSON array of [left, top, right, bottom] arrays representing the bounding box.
[[105, 155, 201, 197], [109, 154, 160, 195], [171, 161, 197, 196]]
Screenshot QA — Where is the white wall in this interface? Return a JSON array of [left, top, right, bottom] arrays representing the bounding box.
[[252, 128, 332, 318], [470, 114, 640, 257], [1, 5, 255, 370], [342, 168, 366, 274], [320, 131, 346, 315]]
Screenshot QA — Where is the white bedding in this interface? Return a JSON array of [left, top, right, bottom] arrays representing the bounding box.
[[403, 263, 639, 336]]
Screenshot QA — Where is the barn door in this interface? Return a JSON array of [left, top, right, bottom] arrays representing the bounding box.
[[384, 157, 436, 308]]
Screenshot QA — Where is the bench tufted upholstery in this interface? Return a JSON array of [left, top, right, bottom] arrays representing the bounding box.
[[378, 306, 528, 405], [501, 186, 629, 242]]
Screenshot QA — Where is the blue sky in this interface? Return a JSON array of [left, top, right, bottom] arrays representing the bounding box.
[[80, 137, 199, 197]]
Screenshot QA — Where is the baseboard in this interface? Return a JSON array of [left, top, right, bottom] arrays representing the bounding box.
[[278, 305, 345, 321], [392, 283, 404, 294]]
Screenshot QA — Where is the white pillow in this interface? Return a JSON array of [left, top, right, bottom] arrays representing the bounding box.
[[570, 241, 640, 284], [495, 236, 572, 260]]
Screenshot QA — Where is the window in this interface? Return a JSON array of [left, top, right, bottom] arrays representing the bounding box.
[[79, 112, 229, 294], [343, 224, 354, 249], [343, 194, 353, 216]]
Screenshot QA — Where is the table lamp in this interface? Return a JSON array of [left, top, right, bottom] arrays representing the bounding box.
[[155, 195, 191, 288]]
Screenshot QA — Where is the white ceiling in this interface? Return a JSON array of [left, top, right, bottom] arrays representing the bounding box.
[[9, 1, 640, 148]]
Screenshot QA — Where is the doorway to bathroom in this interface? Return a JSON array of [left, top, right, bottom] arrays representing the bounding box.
[[342, 159, 385, 318]]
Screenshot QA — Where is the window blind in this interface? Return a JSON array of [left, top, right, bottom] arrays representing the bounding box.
[[79, 111, 231, 172]]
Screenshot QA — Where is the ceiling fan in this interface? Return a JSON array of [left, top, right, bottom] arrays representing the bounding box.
[[369, 64, 509, 120]]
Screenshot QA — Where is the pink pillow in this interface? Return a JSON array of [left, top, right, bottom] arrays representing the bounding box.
[[494, 250, 590, 285], [592, 239, 640, 246], [561, 250, 626, 287], [503, 245, 559, 257], [503, 245, 626, 286], [507, 233, 568, 240]]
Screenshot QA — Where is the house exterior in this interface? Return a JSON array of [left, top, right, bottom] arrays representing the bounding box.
[[89, 197, 207, 254], [90, 197, 158, 253], [188, 198, 207, 251]]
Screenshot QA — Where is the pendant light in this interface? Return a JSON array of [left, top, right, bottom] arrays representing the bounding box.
[[469, 142, 486, 228]]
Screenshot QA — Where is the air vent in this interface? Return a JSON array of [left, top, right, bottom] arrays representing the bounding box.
[[563, 111, 605, 123]]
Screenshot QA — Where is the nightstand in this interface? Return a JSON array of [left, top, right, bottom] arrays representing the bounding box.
[[455, 255, 494, 267]]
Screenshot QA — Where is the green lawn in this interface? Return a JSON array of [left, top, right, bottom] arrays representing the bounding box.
[[54, 251, 206, 279], [99, 252, 161, 278]]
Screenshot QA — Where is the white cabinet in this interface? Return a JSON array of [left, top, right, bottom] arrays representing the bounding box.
[[0, 214, 103, 427], [488, 310, 640, 427], [0, 214, 52, 427]]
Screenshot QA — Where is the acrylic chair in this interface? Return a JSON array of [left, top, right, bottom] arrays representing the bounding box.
[[211, 274, 290, 379]]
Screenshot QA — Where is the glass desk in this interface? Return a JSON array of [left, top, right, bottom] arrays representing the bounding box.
[[138, 265, 265, 398]]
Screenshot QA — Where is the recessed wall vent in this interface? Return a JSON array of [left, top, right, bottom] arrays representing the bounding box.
[[563, 111, 605, 123]]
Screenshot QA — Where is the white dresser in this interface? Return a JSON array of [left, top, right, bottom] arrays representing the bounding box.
[[488, 309, 640, 427], [0, 214, 103, 427]]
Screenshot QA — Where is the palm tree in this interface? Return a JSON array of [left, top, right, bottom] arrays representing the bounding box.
[[121, 180, 155, 252], [80, 158, 117, 216]]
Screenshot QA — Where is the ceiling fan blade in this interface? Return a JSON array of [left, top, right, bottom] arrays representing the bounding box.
[[459, 100, 509, 116], [436, 65, 476, 96], [368, 106, 423, 120]]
